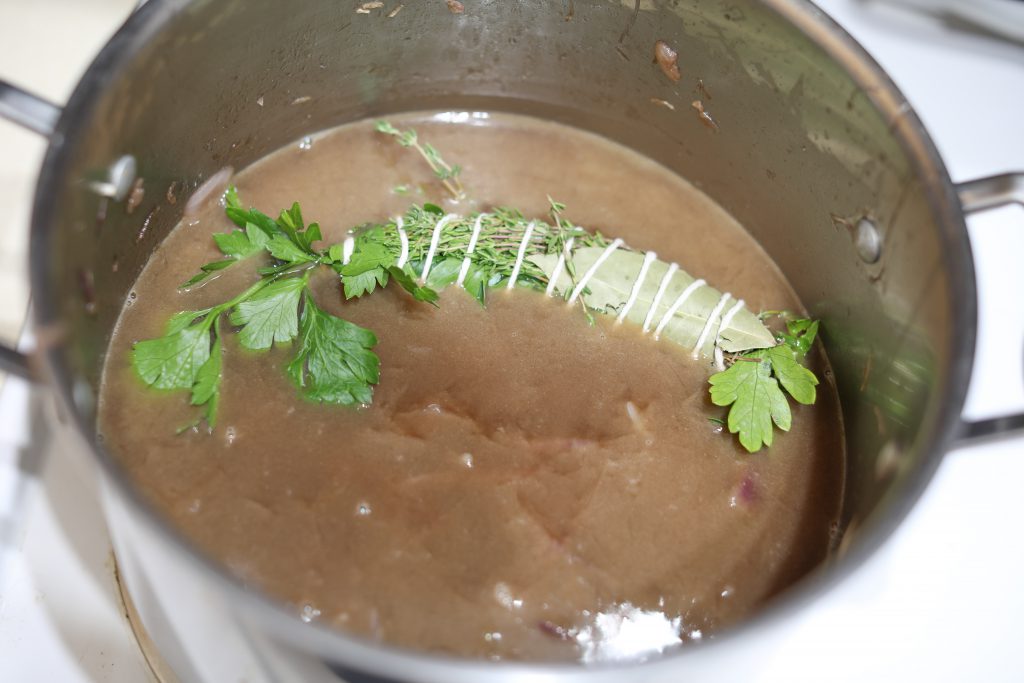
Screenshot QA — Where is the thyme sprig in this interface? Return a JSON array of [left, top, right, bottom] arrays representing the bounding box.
[[339, 203, 609, 303], [375, 120, 466, 200]]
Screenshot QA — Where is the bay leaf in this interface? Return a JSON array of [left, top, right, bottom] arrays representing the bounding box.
[[530, 248, 775, 358]]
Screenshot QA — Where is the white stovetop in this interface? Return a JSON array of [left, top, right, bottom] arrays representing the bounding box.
[[1, 1, 1022, 681]]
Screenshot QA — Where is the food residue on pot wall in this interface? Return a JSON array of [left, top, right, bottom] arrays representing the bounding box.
[[692, 100, 720, 132], [654, 40, 681, 82]]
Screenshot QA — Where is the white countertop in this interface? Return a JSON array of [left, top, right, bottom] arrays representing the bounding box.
[[1, 1, 1022, 681]]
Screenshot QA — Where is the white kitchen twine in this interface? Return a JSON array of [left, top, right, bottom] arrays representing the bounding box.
[[567, 239, 624, 305], [616, 251, 658, 324], [641, 262, 679, 333], [420, 213, 458, 283], [692, 292, 732, 359], [341, 236, 355, 265], [396, 216, 409, 268], [547, 240, 746, 361], [456, 213, 488, 287], [653, 278, 706, 340], [506, 221, 537, 290], [545, 236, 575, 297], [713, 298, 746, 370]]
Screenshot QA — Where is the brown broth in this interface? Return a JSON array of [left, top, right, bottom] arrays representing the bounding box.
[[98, 113, 844, 663]]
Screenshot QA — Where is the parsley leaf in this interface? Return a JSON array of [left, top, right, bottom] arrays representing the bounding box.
[[133, 309, 225, 428], [224, 188, 319, 263], [708, 317, 821, 453], [165, 309, 208, 334], [287, 293, 380, 405], [386, 265, 440, 306], [184, 188, 318, 289], [213, 223, 270, 259], [182, 223, 275, 289], [224, 185, 244, 213], [225, 187, 279, 239], [338, 240, 393, 276], [765, 344, 818, 405], [132, 313, 216, 391], [342, 267, 389, 299], [228, 276, 306, 350], [709, 354, 791, 452], [267, 234, 317, 264], [191, 330, 223, 426], [778, 317, 819, 356], [181, 259, 235, 288], [277, 202, 322, 252]]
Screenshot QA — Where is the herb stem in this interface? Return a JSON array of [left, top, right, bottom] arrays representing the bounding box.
[[274, 261, 321, 280], [208, 268, 309, 319], [412, 142, 465, 200], [374, 120, 465, 201]]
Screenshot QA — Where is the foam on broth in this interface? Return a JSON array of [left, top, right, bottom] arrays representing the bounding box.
[[98, 112, 844, 662]]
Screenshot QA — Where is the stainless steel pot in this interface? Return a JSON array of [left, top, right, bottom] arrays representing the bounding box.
[[2, 1, 1022, 681]]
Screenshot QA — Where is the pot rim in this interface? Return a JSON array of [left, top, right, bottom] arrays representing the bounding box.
[[28, 0, 976, 679]]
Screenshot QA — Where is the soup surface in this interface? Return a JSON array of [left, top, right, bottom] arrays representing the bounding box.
[[99, 113, 844, 662]]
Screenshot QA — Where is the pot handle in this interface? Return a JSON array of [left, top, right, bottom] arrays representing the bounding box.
[[0, 80, 63, 381], [0, 80, 60, 137], [952, 172, 1024, 447]]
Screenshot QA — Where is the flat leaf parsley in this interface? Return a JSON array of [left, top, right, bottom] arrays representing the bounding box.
[[708, 316, 820, 453], [131, 189, 402, 430]]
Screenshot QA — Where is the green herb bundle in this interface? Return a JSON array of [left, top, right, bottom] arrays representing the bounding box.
[[132, 121, 821, 452]]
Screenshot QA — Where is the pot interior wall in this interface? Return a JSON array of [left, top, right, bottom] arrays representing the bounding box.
[[38, 0, 964, 631]]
